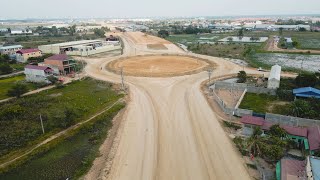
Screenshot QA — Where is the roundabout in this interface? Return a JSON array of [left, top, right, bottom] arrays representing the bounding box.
[[106, 55, 215, 77]]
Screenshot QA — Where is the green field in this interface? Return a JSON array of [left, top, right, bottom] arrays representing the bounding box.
[[0, 102, 125, 180], [239, 93, 288, 114], [0, 78, 123, 159], [0, 75, 37, 100], [0, 34, 102, 48]]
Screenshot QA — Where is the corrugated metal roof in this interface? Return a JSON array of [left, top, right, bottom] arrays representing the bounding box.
[[0, 45, 23, 50], [39, 40, 102, 48], [17, 49, 40, 54], [269, 64, 281, 81], [307, 126, 320, 151], [281, 158, 306, 180], [46, 54, 69, 61], [310, 156, 320, 180], [25, 65, 49, 71], [293, 87, 320, 96]]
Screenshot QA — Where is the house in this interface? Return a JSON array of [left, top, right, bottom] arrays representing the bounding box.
[[24, 65, 54, 83], [268, 65, 281, 89], [276, 156, 320, 180], [0, 45, 23, 55], [293, 87, 320, 99], [276, 158, 306, 180], [241, 115, 320, 153], [43, 54, 77, 75], [16, 49, 42, 63], [307, 126, 320, 155]]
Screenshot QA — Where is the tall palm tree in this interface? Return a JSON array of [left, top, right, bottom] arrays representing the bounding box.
[[247, 127, 264, 156]]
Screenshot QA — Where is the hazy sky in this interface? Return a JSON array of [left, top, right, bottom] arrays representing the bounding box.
[[1, 0, 320, 19]]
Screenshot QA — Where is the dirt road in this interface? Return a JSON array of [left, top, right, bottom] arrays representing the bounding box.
[[84, 32, 252, 180], [266, 37, 320, 54]]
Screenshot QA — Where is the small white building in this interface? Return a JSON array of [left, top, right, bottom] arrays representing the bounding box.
[[267, 65, 281, 89], [24, 65, 54, 83]]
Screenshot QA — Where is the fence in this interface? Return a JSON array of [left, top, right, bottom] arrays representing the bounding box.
[[210, 84, 253, 117], [265, 113, 320, 127]]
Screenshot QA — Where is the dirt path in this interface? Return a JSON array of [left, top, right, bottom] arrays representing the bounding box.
[[266, 37, 320, 54], [83, 32, 253, 180]]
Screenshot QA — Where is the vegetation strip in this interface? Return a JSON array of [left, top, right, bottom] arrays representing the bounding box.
[[0, 98, 123, 170]]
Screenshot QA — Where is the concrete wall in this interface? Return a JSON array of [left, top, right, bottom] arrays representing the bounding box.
[[38, 45, 60, 54], [267, 79, 280, 89], [214, 81, 276, 95], [265, 113, 320, 127]]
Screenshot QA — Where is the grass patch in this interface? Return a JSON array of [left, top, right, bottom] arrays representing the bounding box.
[[246, 163, 258, 170], [223, 121, 241, 130], [0, 102, 125, 179], [0, 78, 123, 160], [239, 93, 281, 113], [0, 75, 37, 100]]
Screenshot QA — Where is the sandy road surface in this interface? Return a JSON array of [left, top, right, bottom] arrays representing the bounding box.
[[84, 32, 253, 180]]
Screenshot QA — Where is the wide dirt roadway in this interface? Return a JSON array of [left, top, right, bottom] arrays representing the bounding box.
[[84, 32, 252, 180]]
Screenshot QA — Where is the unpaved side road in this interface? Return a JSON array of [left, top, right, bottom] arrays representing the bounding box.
[[84, 32, 253, 180]]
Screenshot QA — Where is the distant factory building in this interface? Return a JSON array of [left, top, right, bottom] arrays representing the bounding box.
[[267, 65, 281, 89], [38, 40, 121, 56]]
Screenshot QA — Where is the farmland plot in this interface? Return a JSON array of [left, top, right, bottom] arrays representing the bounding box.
[[253, 53, 320, 72]]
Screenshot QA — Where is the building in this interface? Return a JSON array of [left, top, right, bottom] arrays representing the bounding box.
[[0, 45, 23, 55], [38, 40, 105, 54], [241, 115, 320, 153], [24, 65, 54, 83], [10, 29, 33, 35], [268, 65, 281, 89], [43, 54, 77, 75], [293, 87, 320, 99], [276, 156, 320, 180], [16, 49, 42, 63]]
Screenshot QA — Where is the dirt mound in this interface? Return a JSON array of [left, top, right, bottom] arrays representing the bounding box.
[[106, 55, 215, 77]]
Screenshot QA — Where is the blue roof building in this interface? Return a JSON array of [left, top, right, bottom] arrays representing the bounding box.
[[293, 87, 320, 99], [310, 156, 320, 180]]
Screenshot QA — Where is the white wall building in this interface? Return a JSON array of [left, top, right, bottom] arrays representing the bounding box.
[[24, 65, 54, 83], [268, 65, 281, 89]]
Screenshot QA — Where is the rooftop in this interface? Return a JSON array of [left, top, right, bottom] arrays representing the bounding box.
[[0, 45, 23, 50], [17, 49, 40, 54], [45, 54, 69, 61], [293, 87, 320, 99], [307, 126, 320, 151], [25, 65, 51, 71], [310, 156, 320, 180], [269, 64, 281, 81], [39, 40, 102, 48], [281, 158, 306, 180]]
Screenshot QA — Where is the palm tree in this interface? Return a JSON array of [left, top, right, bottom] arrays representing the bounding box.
[[247, 127, 264, 156]]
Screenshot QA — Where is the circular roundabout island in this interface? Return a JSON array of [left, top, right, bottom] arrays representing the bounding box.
[[106, 55, 214, 77]]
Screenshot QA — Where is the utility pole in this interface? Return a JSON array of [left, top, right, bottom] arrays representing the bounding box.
[[207, 69, 213, 88], [120, 67, 125, 91], [40, 114, 45, 134]]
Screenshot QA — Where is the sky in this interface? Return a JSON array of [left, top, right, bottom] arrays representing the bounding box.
[[1, 0, 320, 19]]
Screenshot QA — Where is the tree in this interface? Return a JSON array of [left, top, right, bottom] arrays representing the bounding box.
[[279, 27, 283, 36], [7, 83, 29, 98], [158, 30, 169, 38], [269, 124, 287, 138], [237, 28, 244, 39], [237, 71, 247, 83], [0, 63, 13, 75], [47, 75, 58, 84], [247, 127, 263, 156], [68, 25, 76, 36], [227, 37, 233, 42], [93, 28, 106, 38], [289, 99, 311, 117], [295, 72, 318, 87]]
